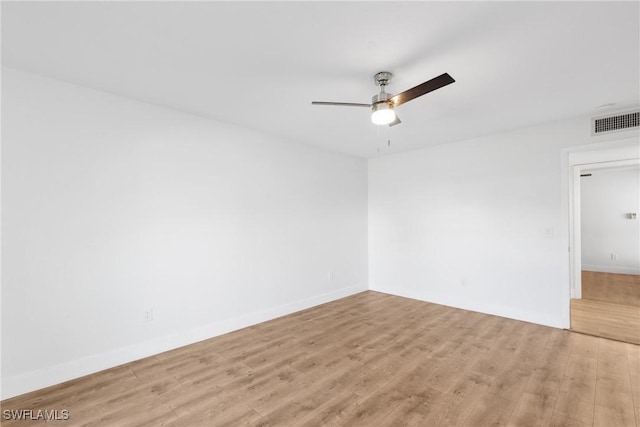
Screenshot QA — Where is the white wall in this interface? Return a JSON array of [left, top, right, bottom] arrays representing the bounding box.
[[1, 68, 368, 398], [368, 117, 638, 328], [581, 166, 640, 274], [3, 65, 639, 400]]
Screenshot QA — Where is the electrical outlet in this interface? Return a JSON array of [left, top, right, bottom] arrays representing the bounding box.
[[461, 278, 468, 287], [610, 253, 618, 261], [144, 309, 154, 322]]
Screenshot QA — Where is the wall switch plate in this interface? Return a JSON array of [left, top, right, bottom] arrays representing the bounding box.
[[544, 227, 553, 238]]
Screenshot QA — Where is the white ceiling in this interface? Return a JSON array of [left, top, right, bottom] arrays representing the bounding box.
[[2, 1, 639, 158]]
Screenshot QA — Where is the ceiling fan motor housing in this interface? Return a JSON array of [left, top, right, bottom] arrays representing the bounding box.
[[371, 92, 392, 104]]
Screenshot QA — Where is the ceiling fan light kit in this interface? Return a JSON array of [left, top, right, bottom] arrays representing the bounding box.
[[371, 102, 396, 125], [312, 71, 455, 128]]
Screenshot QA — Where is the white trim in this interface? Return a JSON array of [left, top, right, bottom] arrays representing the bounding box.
[[371, 286, 564, 329], [569, 144, 640, 166], [0, 283, 367, 400], [582, 265, 640, 275], [566, 142, 640, 305], [570, 164, 583, 299]]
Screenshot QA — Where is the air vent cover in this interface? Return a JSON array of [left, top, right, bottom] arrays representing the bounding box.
[[592, 110, 639, 135]]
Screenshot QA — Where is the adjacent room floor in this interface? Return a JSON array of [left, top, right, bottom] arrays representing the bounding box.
[[3, 291, 639, 426], [571, 271, 640, 345]]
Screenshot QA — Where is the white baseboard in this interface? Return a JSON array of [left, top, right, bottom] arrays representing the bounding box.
[[370, 285, 565, 329], [582, 264, 640, 275], [1, 284, 367, 400]]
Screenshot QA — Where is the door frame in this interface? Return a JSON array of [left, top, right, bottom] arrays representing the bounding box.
[[567, 144, 640, 302]]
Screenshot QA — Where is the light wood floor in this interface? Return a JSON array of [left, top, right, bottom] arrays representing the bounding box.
[[2, 291, 639, 427], [571, 298, 640, 345], [582, 271, 640, 307]]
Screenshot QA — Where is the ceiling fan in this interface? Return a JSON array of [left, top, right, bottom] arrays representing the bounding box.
[[312, 71, 455, 126]]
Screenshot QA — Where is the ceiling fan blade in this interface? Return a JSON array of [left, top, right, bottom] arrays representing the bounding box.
[[311, 101, 371, 107], [390, 73, 455, 107], [389, 115, 402, 127]]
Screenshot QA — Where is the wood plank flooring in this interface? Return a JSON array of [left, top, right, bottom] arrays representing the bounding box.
[[571, 298, 640, 345], [582, 271, 640, 307], [2, 291, 639, 426]]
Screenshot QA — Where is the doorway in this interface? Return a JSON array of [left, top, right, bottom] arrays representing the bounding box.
[[569, 159, 640, 343]]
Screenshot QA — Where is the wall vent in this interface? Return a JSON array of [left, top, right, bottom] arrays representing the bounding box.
[[592, 110, 640, 135]]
